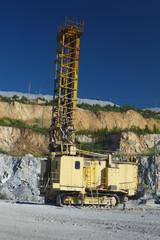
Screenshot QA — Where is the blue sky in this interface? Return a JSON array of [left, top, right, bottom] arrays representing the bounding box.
[[0, 0, 160, 108]]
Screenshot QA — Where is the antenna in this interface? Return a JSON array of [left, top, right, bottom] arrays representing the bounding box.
[[28, 81, 31, 99]]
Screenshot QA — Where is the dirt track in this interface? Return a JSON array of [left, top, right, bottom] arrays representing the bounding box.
[[0, 200, 160, 240]]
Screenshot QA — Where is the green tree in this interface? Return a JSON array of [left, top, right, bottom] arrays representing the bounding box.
[[153, 124, 158, 133], [21, 96, 28, 103], [144, 125, 150, 134], [12, 95, 19, 101]]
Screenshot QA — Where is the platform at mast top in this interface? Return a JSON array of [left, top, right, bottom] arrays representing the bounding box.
[[57, 16, 84, 35]]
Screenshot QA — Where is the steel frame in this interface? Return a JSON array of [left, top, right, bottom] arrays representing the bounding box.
[[49, 16, 84, 152]]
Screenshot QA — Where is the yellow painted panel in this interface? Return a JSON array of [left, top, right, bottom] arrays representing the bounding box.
[[59, 156, 84, 189], [105, 168, 119, 189]]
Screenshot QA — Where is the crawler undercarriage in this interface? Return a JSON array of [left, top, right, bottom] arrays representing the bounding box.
[[45, 191, 123, 208]]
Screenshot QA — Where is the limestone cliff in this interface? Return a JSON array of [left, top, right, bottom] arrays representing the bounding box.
[[0, 101, 160, 131], [0, 126, 48, 156], [76, 109, 160, 131], [0, 101, 160, 155]]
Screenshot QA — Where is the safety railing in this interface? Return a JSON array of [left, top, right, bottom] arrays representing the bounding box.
[[57, 16, 84, 34]]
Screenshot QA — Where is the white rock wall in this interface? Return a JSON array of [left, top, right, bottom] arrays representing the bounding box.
[[0, 154, 45, 202]]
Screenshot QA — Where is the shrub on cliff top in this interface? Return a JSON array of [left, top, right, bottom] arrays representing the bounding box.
[[0, 117, 48, 135]]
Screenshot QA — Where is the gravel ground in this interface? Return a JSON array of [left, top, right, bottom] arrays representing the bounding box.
[[0, 200, 160, 240]]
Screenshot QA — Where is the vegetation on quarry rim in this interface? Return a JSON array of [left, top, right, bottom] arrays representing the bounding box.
[[0, 117, 47, 135], [77, 103, 160, 120], [76, 125, 160, 136], [0, 95, 52, 106]]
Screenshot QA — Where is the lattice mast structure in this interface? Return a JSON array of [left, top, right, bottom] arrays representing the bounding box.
[[49, 16, 84, 154]]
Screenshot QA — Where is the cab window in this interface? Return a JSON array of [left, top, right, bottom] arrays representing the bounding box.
[[75, 161, 80, 169]]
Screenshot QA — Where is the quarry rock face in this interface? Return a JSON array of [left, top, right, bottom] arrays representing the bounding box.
[[138, 155, 160, 193], [0, 154, 44, 202], [76, 109, 160, 131], [0, 101, 160, 155], [0, 101, 52, 127], [0, 126, 48, 156], [107, 132, 148, 154], [0, 102, 160, 131], [1, 126, 160, 156], [140, 134, 160, 149], [118, 133, 160, 154], [77, 132, 160, 155]]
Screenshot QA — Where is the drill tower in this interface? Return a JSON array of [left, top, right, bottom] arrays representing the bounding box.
[[40, 17, 138, 207], [49, 16, 84, 154]]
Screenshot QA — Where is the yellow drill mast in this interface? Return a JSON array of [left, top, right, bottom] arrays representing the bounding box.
[[49, 16, 84, 154]]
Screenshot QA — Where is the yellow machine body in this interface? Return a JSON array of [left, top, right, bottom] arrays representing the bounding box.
[[101, 162, 137, 196], [40, 154, 138, 205]]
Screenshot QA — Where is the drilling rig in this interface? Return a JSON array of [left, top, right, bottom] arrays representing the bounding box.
[[40, 16, 138, 207]]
